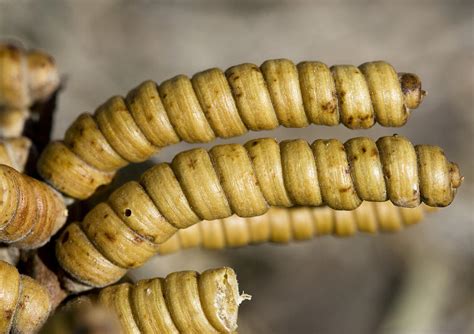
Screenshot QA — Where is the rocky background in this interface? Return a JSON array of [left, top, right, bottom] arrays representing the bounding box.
[[1, 1, 472, 333]]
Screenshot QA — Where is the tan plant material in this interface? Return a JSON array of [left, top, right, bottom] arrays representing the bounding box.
[[0, 260, 51, 333], [37, 60, 425, 199], [158, 202, 436, 254], [0, 43, 60, 138], [0, 165, 67, 249], [0, 245, 19, 266], [55, 135, 461, 290], [0, 137, 31, 172], [97, 267, 248, 334], [20, 251, 68, 309]]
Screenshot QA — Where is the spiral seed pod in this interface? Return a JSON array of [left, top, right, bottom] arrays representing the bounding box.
[[0, 260, 51, 334], [0, 43, 60, 137], [0, 137, 31, 172], [0, 165, 67, 249], [55, 135, 461, 289], [158, 202, 435, 254], [95, 267, 249, 334], [37, 59, 425, 199], [0, 43, 60, 109]]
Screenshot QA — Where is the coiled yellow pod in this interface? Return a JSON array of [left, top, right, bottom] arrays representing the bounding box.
[[55, 135, 461, 289], [0, 260, 51, 334], [37, 60, 425, 199], [44, 267, 249, 334], [0, 43, 60, 137], [0, 137, 31, 172], [0, 165, 67, 249], [98, 267, 248, 334], [158, 202, 436, 254]]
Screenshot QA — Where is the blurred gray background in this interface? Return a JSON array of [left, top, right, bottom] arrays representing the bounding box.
[[1, 0, 472, 333]]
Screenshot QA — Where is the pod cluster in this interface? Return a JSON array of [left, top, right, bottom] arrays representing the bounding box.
[[0, 260, 51, 334], [158, 202, 435, 254], [0, 43, 60, 137], [96, 267, 248, 334], [55, 135, 460, 289], [37, 60, 425, 199], [0, 165, 67, 249]]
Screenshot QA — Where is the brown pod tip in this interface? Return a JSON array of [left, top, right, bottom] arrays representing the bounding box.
[[449, 162, 463, 189], [399, 72, 426, 109]]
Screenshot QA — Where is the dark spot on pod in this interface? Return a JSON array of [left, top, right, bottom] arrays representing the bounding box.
[[339, 186, 351, 193], [5, 309, 13, 320], [399, 73, 421, 95], [133, 235, 143, 243], [187, 159, 197, 169], [361, 147, 367, 153], [104, 232, 115, 242], [61, 231, 70, 244], [251, 141, 258, 147], [124, 209, 132, 217], [103, 214, 109, 219]]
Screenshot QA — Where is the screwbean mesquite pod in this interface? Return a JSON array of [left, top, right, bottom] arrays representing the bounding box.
[[55, 135, 461, 289], [37, 60, 425, 199], [158, 202, 436, 254], [0, 43, 60, 138], [0, 165, 68, 249], [88, 267, 249, 334], [0, 260, 52, 334]]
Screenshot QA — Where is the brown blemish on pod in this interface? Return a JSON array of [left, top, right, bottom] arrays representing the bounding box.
[[399, 72, 426, 109]]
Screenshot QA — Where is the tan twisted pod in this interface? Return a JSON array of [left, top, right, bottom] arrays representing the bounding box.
[[96, 267, 249, 334], [37, 59, 425, 199], [0, 43, 60, 137], [0, 260, 51, 334], [55, 135, 461, 289], [0, 165, 67, 249], [157, 202, 436, 254], [0, 137, 31, 172]]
